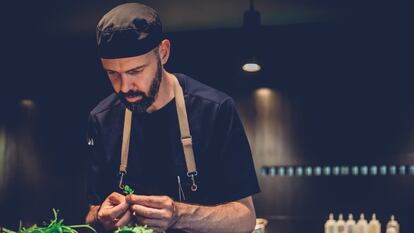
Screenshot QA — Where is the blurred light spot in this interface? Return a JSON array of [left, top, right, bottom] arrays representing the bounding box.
[[287, 167, 294, 176], [361, 166, 368, 175], [305, 166, 312, 176], [323, 166, 331, 176], [278, 167, 285, 176], [351, 166, 359, 176], [409, 166, 414, 175], [399, 165, 406, 175], [380, 166, 387, 175], [242, 63, 261, 72], [370, 166, 378, 176], [333, 166, 340, 176], [269, 166, 277, 176], [0, 127, 6, 195], [341, 166, 349, 176], [254, 88, 273, 99], [296, 167, 303, 176], [314, 166, 322, 176], [260, 166, 268, 176], [389, 166, 397, 175], [21, 99, 35, 108]]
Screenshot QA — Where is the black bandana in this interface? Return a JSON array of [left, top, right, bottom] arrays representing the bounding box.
[[96, 3, 164, 59]]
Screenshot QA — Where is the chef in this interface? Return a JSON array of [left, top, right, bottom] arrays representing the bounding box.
[[84, 3, 260, 233]]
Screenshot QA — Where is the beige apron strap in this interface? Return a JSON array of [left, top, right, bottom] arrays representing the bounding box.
[[119, 108, 132, 188], [172, 77, 198, 177]]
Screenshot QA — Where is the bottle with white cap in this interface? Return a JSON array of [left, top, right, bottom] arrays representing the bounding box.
[[386, 215, 399, 233], [356, 214, 369, 233], [325, 213, 338, 233], [346, 214, 357, 233], [338, 214, 346, 233], [368, 213, 381, 233]]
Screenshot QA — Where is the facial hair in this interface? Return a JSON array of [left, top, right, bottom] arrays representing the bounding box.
[[118, 58, 163, 113]]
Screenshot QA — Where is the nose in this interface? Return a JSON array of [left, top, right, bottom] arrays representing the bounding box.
[[119, 74, 132, 93]]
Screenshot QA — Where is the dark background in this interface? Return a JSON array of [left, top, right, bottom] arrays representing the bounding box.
[[0, 0, 413, 232]]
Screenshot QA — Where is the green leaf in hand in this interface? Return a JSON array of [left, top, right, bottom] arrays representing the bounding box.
[[123, 185, 135, 195]]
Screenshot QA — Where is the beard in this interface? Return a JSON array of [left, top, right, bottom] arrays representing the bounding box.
[[118, 58, 163, 113]]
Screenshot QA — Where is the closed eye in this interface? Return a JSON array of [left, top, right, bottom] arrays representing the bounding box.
[[126, 69, 143, 75]]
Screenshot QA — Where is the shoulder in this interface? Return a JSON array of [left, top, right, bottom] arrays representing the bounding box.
[[89, 93, 121, 117], [175, 73, 232, 107]]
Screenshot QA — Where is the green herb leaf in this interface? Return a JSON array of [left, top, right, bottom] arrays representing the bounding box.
[[114, 225, 159, 233], [122, 185, 135, 195], [1, 209, 96, 233]]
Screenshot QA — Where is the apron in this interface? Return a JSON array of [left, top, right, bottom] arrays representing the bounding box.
[[118, 75, 198, 201]]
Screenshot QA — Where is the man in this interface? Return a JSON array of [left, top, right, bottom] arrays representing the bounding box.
[[84, 3, 260, 233]]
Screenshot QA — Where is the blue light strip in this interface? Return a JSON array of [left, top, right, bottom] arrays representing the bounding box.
[[260, 165, 414, 176]]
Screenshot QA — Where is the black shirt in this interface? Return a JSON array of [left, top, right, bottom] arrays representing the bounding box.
[[86, 73, 260, 231]]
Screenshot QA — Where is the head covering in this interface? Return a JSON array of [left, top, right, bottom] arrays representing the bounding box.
[[96, 3, 163, 59]]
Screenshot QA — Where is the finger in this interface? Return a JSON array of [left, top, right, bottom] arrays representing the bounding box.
[[101, 192, 124, 207], [101, 201, 129, 220], [126, 195, 171, 209], [111, 201, 130, 219], [108, 192, 125, 204], [130, 204, 165, 219], [100, 218, 117, 231], [114, 210, 132, 228]]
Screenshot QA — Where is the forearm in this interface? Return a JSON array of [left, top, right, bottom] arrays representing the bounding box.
[[173, 198, 256, 233]]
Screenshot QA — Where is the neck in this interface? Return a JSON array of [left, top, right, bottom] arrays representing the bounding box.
[[146, 70, 175, 113]]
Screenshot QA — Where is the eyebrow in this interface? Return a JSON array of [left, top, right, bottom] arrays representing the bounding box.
[[105, 64, 148, 73]]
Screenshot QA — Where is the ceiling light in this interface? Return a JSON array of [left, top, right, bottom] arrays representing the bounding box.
[[242, 63, 261, 72]]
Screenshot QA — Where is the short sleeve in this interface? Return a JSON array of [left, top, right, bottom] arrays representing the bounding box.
[[212, 98, 261, 202], [86, 114, 110, 206]]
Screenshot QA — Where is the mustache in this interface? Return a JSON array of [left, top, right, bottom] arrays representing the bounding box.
[[118, 90, 146, 99]]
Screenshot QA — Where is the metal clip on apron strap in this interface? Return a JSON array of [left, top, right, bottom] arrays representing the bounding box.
[[118, 75, 198, 192]]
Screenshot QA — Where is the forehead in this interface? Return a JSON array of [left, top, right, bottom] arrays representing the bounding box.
[[101, 52, 154, 72]]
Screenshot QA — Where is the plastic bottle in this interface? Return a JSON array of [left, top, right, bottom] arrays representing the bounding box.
[[346, 214, 357, 233], [356, 214, 369, 233], [368, 213, 381, 233], [325, 213, 338, 233], [386, 215, 399, 233], [338, 214, 346, 233]]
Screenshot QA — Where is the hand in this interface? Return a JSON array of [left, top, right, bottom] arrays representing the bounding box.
[[97, 192, 132, 230], [126, 195, 179, 233]]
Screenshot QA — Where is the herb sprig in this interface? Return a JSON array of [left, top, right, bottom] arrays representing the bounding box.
[[122, 185, 135, 195], [1, 209, 96, 233], [114, 225, 158, 233]]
